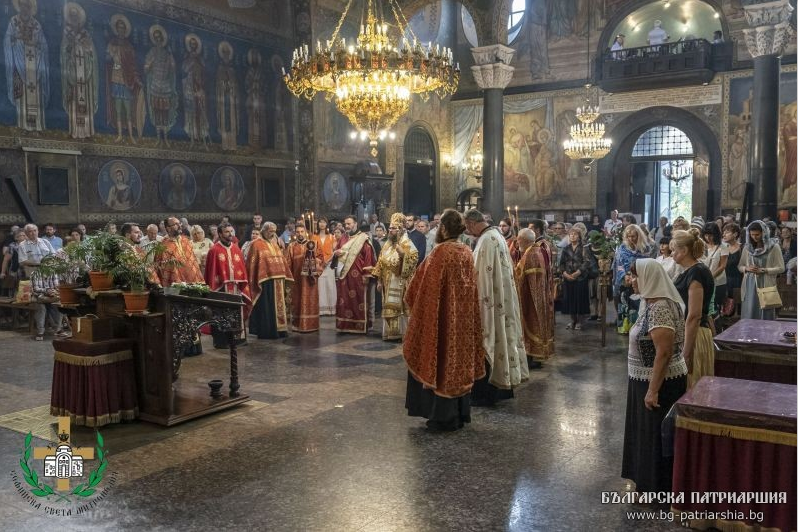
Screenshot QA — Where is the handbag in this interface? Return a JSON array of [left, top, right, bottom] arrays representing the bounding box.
[[636, 307, 657, 367], [757, 285, 782, 310]]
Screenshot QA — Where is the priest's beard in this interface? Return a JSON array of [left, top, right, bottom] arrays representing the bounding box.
[[388, 233, 399, 244], [501, 228, 512, 239], [348, 229, 357, 236]]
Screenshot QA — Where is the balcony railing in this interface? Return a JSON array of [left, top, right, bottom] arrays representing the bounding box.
[[597, 39, 733, 93]]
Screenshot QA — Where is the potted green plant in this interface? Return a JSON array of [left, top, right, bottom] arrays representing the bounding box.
[[81, 231, 126, 291], [110, 242, 165, 313], [36, 246, 85, 304]]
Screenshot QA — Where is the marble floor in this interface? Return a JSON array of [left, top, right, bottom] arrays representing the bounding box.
[[0, 315, 685, 531]]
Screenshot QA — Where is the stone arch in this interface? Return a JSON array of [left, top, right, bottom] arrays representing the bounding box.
[[596, 0, 731, 58], [596, 106, 722, 220], [397, 120, 441, 215], [398, 0, 494, 47]]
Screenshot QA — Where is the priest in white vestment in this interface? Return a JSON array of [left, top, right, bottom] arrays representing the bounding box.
[[464, 209, 529, 405]]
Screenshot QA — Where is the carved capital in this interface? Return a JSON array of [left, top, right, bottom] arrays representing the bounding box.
[[470, 63, 515, 90], [742, 0, 795, 57], [470, 44, 516, 67]]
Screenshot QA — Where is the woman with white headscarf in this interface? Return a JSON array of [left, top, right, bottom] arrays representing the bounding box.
[[622, 258, 688, 493], [738, 220, 785, 320]]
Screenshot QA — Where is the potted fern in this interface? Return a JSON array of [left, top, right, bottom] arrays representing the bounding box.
[[36, 246, 85, 304], [82, 231, 126, 291], [110, 241, 165, 313]]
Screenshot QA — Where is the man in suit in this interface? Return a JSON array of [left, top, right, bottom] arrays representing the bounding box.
[[404, 213, 426, 264]]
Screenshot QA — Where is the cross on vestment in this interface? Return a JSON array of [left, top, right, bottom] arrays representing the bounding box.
[[32, 417, 95, 492]]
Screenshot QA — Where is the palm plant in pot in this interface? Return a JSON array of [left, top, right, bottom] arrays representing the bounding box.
[[110, 242, 165, 313], [82, 231, 127, 291], [36, 246, 86, 304]]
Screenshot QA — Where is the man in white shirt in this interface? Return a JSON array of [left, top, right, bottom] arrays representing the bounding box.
[[648, 20, 669, 47], [415, 219, 434, 256], [653, 216, 669, 245], [42, 223, 63, 250], [139, 224, 163, 248], [18, 224, 55, 271], [604, 210, 622, 236]]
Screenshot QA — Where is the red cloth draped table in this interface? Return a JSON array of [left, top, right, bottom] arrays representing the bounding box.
[[51, 338, 139, 427], [714, 319, 797, 384], [672, 377, 796, 532]]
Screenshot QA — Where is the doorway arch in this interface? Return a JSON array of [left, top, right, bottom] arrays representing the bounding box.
[[596, 106, 721, 221], [403, 126, 437, 219]]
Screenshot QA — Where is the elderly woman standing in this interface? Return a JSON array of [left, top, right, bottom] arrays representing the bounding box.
[[739, 221, 785, 320], [190, 225, 213, 273], [559, 227, 592, 330], [613, 224, 651, 333], [670, 229, 714, 388], [622, 259, 688, 493]]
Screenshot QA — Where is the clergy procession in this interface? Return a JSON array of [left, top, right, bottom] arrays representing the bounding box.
[[159, 207, 555, 432]]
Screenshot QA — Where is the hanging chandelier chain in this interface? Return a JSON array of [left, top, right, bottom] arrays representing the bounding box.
[[330, 0, 357, 45], [387, 0, 418, 44]]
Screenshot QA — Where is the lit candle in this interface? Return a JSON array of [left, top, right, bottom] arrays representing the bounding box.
[[514, 206, 519, 228], [507, 206, 512, 220]]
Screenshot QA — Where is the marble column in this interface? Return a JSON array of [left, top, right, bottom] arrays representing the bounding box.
[[742, 0, 793, 220], [471, 45, 514, 219]]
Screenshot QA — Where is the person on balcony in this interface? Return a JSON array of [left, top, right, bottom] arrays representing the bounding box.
[[647, 20, 669, 54], [610, 34, 626, 60]]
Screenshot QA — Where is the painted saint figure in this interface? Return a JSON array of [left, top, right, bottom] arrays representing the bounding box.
[[61, 2, 97, 139], [182, 33, 210, 149], [214, 167, 244, 211], [106, 14, 144, 143], [4, 0, 49, 131], [144, 24, 178, 147], [216, 41, 239, 151], [106, 162, 133, 210], [245, 49, 266, 148]]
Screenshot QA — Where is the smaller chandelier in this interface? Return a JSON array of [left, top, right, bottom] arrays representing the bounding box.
[[662, 159, 693, 183], [564, 85, 611, 165]]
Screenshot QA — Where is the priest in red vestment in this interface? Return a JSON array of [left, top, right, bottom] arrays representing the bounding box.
[[205, 222, 252, 347], [403, 209, 485, 431], [155, 217, 205, 287], [247, 222, 293, 339], [332, 216, 376, 333], [499, 217, 522, 264], [286, 224, 322, 332], [515, 225, 555, 365]]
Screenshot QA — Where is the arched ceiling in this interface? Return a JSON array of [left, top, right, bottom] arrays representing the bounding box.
[[398, 0, 511, 45]]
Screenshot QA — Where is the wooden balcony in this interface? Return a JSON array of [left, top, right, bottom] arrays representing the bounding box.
[[597, 39, 733, 93]]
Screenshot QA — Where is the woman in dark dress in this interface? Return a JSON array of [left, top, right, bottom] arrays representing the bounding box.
[[559, 228, 592, 330], [722, 223, 742, 314], [670, 229, 715, 389], [622, 259, 688, 492]]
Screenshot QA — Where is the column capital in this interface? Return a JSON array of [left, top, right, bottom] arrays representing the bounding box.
[[470, 44, 515, 67], [742, 0, 794, 57], [471, 63, 515, 91]]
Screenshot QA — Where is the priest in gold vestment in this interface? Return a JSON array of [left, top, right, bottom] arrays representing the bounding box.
[[372, 213, 418, 340]]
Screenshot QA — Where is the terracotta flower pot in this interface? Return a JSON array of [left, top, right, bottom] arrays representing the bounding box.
[[89, 271, 115, 291], [58, 284, 80, 305], [122, 291, 150, 314]]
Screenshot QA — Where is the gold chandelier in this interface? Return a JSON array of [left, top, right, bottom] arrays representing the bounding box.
[[564, 85, 612, 164], [283, 0, 459, 156]]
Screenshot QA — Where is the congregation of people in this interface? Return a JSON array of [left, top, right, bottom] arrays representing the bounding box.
[[0, 209, 795, 449]]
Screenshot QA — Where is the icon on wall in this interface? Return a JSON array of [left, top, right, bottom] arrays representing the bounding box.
[[211, 166, 245, 210], [159, 163, 196, 210], [322, 171, 348, 211], [97, 160, 142, 211]]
